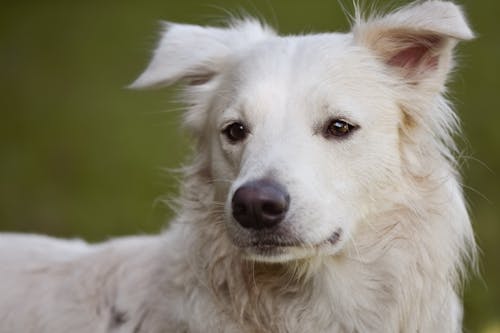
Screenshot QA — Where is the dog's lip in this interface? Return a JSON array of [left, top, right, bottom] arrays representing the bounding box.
[[324, 229, 342, 246], [251, 240, 298, 248], [247, 228, 342, 249]]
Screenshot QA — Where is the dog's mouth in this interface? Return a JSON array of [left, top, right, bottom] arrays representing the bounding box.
[[241, 228, 343, 259]]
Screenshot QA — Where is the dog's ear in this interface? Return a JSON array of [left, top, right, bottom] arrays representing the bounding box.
[[129, 20, 274, 89], [352, 1, 474, 89]]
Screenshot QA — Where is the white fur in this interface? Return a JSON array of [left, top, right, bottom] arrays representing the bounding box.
[[0, 2, 475, 332]]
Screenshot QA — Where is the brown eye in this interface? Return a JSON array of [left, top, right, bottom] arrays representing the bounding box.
[[325, 119, 356, 138], [223, 122, 248, 143]]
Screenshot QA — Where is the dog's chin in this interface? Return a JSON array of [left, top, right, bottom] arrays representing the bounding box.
[[238, 229, 343, 263]]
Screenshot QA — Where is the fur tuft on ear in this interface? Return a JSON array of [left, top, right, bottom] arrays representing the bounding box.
[[352, 1, 474, 85], [129, 19, 275, 89]]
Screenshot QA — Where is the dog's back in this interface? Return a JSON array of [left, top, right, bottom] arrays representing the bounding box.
[[0, 234, 174, 332]]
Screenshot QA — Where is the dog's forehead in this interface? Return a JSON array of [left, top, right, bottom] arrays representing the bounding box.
[[223, 32, 391, 120], [235, 33, 352, 82]]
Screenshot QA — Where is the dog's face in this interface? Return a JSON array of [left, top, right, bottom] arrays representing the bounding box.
[[208, 37, 403, 261], [132, 2, 473, 262]]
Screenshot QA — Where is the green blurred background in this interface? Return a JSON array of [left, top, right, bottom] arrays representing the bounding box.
[[0, 1, 498, 331]]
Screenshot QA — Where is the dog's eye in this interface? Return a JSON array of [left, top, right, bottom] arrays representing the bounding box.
[[223, 122, 248, 143], [324, 119, 356, 138]]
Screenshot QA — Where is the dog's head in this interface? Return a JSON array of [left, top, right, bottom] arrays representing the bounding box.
[[132, 1, 473, 262]]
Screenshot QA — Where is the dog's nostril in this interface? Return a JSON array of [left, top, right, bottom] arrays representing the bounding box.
[[262, 200, 287, 216], [232, 202, 247, 216], [231, 179, 290, 230]]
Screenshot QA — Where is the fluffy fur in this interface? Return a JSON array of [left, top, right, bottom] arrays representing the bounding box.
[[0, 1, 475, 332]]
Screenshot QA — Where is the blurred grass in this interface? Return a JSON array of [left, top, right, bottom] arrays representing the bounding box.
[[0, 1, 498, 331]]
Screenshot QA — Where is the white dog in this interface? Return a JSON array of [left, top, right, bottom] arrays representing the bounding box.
[[0, 1, 475, 332]]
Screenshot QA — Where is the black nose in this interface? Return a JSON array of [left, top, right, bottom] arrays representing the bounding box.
[[231, 179, 290, 230]]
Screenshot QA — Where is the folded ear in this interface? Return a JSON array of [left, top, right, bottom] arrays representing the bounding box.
[[352, 1, 474, 87], [129, 20, 275, 89]]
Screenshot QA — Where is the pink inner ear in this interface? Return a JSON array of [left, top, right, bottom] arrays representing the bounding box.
[[387, 35, 442, 72]]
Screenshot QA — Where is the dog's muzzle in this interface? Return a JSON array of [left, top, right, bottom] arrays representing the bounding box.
[[231, 179, 290, 230]]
